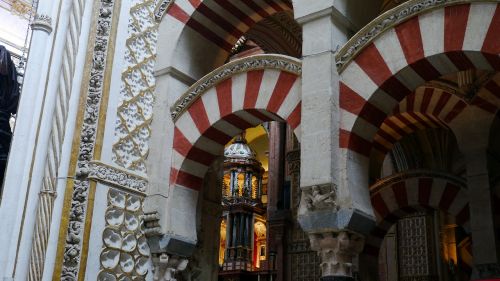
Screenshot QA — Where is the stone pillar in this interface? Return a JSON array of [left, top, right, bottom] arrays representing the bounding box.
[[309, 231, 365, 281], [294, 2, 377, 279], [466, 150, 500, 279], [452, 107, 500, 279]]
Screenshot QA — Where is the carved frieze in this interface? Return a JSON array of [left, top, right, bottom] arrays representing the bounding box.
[[88, 161, 148, 195]]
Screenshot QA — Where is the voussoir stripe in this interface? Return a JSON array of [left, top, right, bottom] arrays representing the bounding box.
[[267, 71, 298, 112], [244, 70, 265, 109]]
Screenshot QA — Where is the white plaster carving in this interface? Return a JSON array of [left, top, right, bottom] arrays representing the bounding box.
[[112, 0, 159, 172], [60, 0, 116, 278], [309, 231, 365, 278], [171, 55, 302, 121], [31, 13, 52, 33], [89, 161, 148, 195]]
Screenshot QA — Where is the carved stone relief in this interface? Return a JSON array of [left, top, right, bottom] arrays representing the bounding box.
[[300, 184, 339, 212]]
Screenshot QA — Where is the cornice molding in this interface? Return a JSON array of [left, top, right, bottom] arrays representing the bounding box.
[[335, 0, 500, 73], [170, 54, 302, 121]]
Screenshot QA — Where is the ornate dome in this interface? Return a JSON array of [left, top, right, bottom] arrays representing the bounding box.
[[223, 135, 257, 160]]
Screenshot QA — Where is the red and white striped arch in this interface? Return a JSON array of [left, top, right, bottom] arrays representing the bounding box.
[[364, 171, 469, 256], [170, 56, 301, 191], [339, 2, 500, 157], [164, 0, 293, 53], [372, 87, 463, 155]]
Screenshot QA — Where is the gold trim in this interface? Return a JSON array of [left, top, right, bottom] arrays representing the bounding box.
[[51, 0, 100, 278], [335, 0, 500, 73], [80, 0, 122, 279], [170, 54, 302, 122]]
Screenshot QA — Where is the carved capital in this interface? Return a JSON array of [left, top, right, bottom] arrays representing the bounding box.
[[300, 184, 338, 212], [309, 231, 365, 278], [31, 14, 52, 34], [152, 253, 189, 281]]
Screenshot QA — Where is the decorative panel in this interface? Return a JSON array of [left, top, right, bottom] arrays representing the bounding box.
[[397, 214, 437, 281], [113, 0, 159, 173], [98, 188, 150, 280]]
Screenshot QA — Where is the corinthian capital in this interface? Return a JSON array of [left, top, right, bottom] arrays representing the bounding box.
[[309, 231, 365, 279], [31, 14, 53, 34]]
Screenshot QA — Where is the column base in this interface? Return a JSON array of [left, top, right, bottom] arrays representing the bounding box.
[[320, 277, 354, 281], [472, 263, 500, 280]]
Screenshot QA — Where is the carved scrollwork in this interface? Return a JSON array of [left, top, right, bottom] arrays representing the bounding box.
[[170, 55, 302, 121], [88, 161, 148, 195]]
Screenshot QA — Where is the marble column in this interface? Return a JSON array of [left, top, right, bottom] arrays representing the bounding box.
[[0, 0, 58, 277], [309, 231, 365, 281]]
